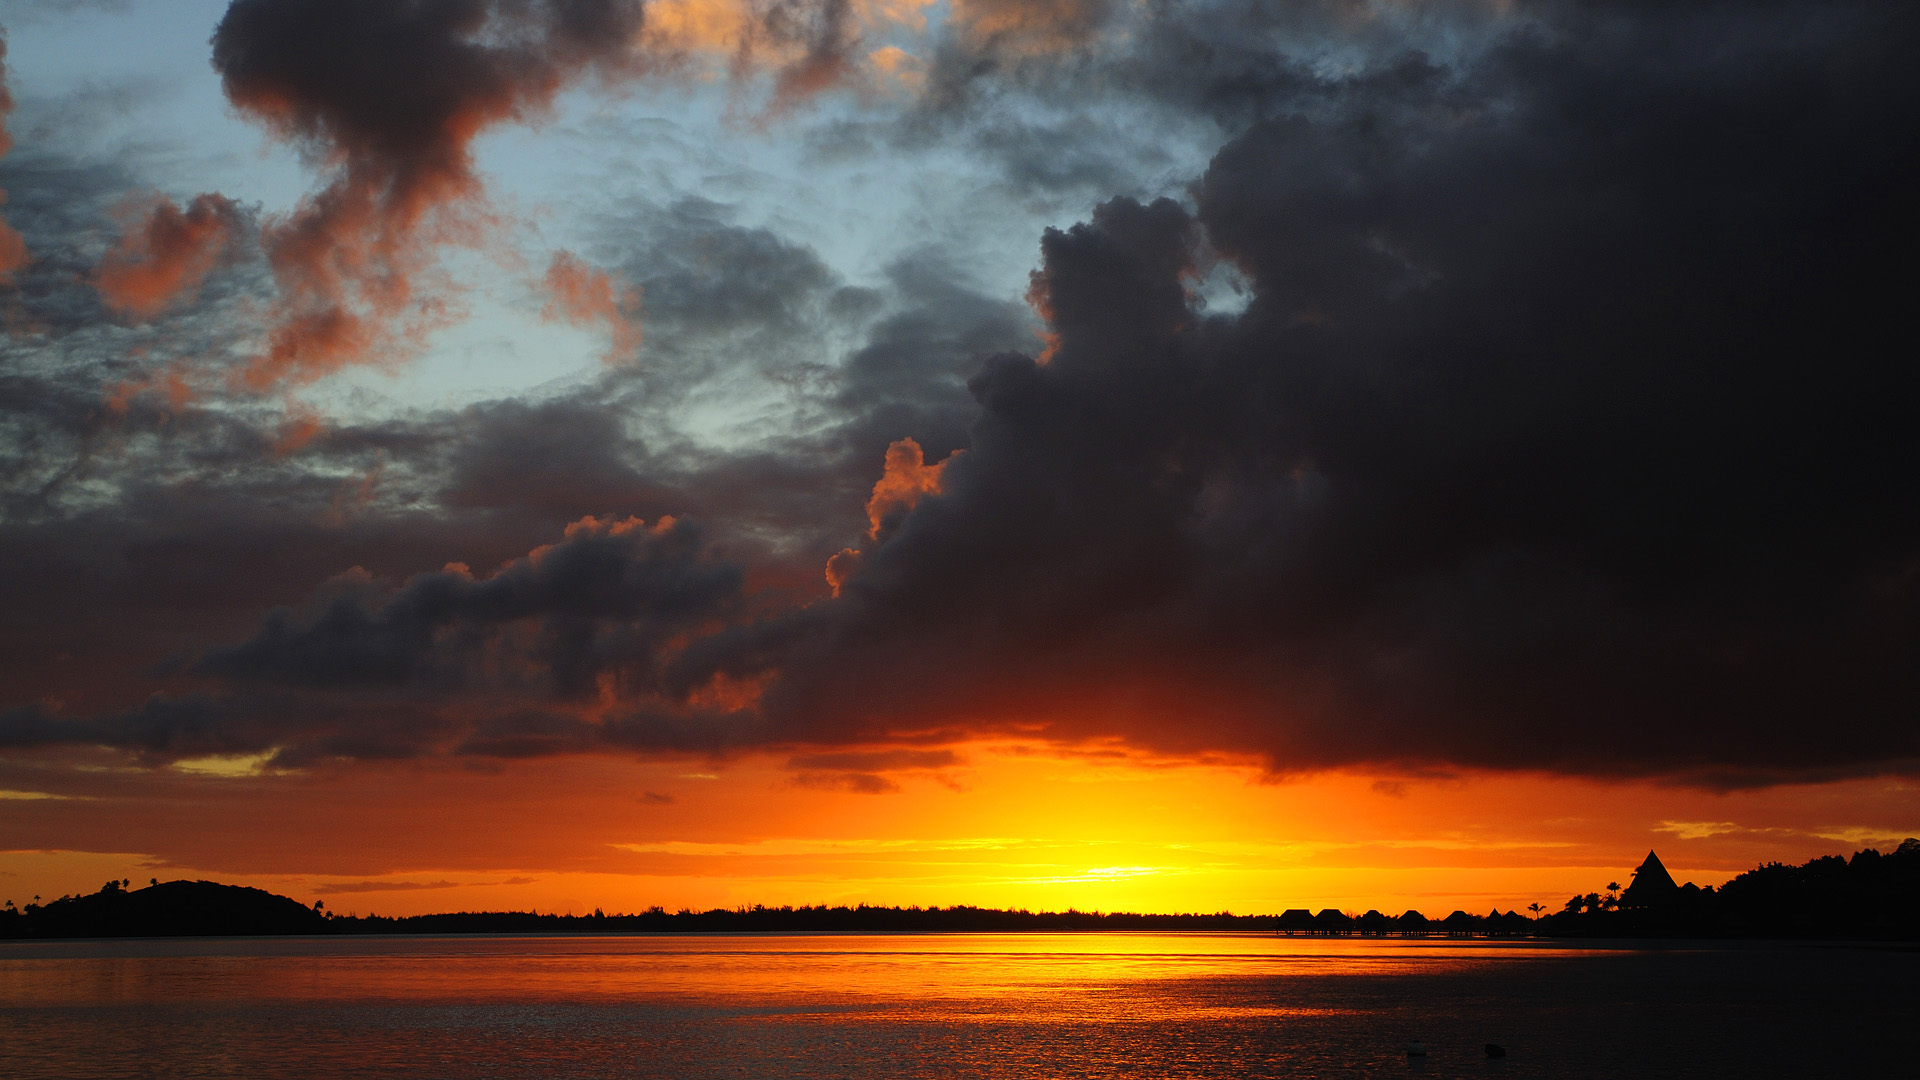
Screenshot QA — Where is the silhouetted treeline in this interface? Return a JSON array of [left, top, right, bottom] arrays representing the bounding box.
[[6, 840, 1917, 940], [0, 887, 1293, 938], [1541, 839, 1920, 939], [322, 906, 1291, 934]]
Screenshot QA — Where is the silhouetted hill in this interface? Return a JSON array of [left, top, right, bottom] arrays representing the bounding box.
[[0, 879, 327, 939]]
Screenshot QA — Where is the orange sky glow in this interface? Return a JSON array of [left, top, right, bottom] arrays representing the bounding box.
[[4, 743, 1912, 919]]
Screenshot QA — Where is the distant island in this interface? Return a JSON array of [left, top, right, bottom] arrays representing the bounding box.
[[0, 879, 327, 938], [4, 841, 1916, 941]]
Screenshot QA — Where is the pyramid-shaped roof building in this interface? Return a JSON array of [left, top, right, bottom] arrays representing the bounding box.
[[1619, 850, 1680, 908]]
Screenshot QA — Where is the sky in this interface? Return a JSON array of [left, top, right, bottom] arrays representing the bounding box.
[[0, 0, 1917, 919]]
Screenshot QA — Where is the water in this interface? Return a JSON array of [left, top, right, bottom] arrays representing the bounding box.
[[0, 933, 1911, 1078]]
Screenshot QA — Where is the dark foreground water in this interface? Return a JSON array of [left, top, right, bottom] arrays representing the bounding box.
[[0, 933, 1912, 1078]]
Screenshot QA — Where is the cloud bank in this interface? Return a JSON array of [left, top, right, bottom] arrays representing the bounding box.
[[3, 0, 1918, 789]]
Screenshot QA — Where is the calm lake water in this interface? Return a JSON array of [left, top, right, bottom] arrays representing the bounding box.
[[0, 933, 1911, 1078]]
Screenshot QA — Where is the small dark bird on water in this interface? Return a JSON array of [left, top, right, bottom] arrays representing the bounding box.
[[1484, 1044, 1507, 1058]]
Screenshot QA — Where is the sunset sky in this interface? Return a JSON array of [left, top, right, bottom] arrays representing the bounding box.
[[1, 0, 1916, 919]]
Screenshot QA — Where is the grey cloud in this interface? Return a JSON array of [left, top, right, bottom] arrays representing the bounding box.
[[607, 197, 841, 378], [0, 695, 272, 762], [439, 397, 673, 519], [786, 748, 960, 772], [0, 509, 752, 765], [198, 515, 743, 698], [12, 0, 1914, 792], [821, 255, 1032, 481], [789, 770, 899, 794], [892, 0, 1516, 206], [312, 879, 459, 894]]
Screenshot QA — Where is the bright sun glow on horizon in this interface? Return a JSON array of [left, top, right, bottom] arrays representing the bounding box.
[[5, 743, 1914, 919]]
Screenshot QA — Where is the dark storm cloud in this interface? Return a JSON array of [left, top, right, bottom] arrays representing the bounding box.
[[8, 0, 1916, 788], [0, 690, 498, 765], [745, 0, 1920, 783], [0, 696, 199, 752], [0, 693, 299, 762], [211, 0, 647, 172], [0, 358, 673, 722], [199, 514, 742, 697], [0, 511, 753, 765]]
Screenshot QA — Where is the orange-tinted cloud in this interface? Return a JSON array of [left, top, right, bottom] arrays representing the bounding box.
[[761, 0, 859, 116], [207, 0, 891, 392], [0, 216, 30, 286], [272, 403, 326, 455], [102, 363, 197, 418], [542, 251, 643, 364], [825, 438, 957, 594], [948, 0, 1114, 55], [1024, 272, 1061, 363], [0, 33, 29, 285], [865, 437, 953, 538], [0, 34, 12, 161], [94, 194, 243, 320], [643, 0, 894, 110], [14, 0, 1919, 813], [824, 547, 863, 596], [855, 0, 937, 35], [640, 0, 754, 53], [866, 45, 927, 95], [211, 0, 649, 389]]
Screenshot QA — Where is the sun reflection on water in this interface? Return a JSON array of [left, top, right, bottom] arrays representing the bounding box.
[[0, 932, 1566, 1016], [6, 934, 1909, 1080]]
